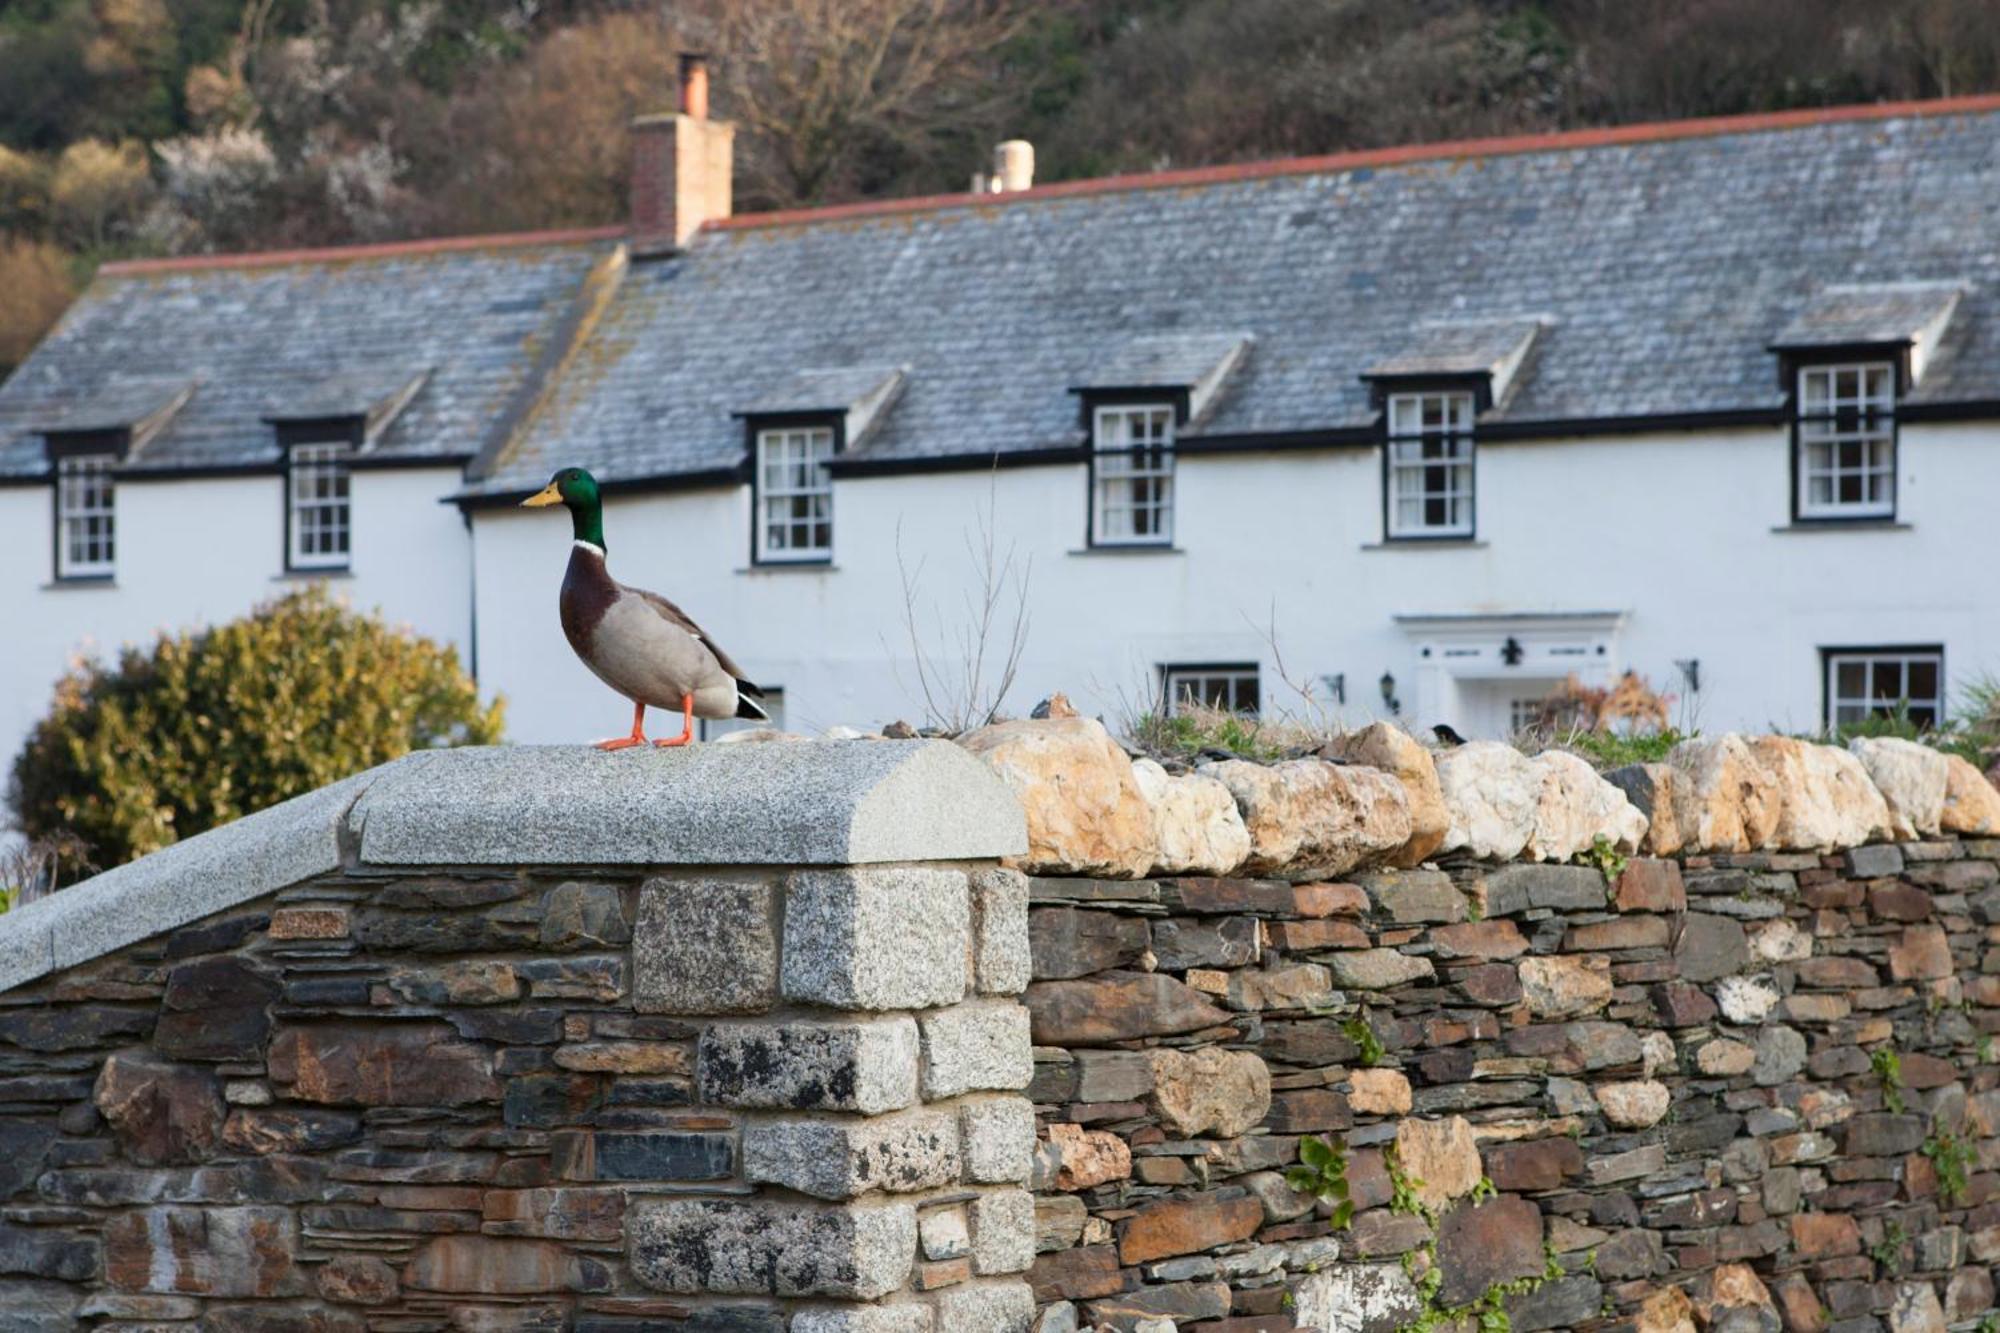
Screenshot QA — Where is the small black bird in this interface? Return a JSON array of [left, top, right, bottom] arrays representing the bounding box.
[[1431, 723, 1467, 748]]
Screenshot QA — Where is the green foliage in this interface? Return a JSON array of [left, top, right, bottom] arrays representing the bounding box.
[[1981, 1035, 1997, 1066], [1922, 1130, 1976, 1206], [1126, 702, 1307, 763], [1869, 1219, 1909, 1275], [1344, 1013, 1386, 1067], [9, 586, 503, 870], [1284, 1134, 1355, 1230], [1578, 833, 1628, 886], [1385, 1144, 1433, 1224], [1560, 726, 1692, 768], [1871, 1047, 1906, 1114], [1469, 1174, 1498, 1204]]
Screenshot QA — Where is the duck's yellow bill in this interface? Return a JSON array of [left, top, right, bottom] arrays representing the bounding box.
[[521, 483, 563, 507]]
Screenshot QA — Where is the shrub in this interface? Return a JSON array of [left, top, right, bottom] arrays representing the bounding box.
[[9, 587, 503, 871]]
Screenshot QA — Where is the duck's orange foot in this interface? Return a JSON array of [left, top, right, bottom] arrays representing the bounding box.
[[594, 735, 647, 751], [652, 694, 696, 748]]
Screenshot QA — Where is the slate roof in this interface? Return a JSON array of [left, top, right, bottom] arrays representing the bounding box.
[[7, 102, 2000, 494], [0, 231, 618, 479], [1366, 321, 1544, 381], [469, 101, 2000, 495], [1771, 283, 1965, 350]]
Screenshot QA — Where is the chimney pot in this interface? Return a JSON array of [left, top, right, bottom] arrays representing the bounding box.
[[679, 52, 709, 120], [993, 140, 1034, 193]]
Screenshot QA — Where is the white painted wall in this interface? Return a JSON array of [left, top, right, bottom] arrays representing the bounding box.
[[472, 423, 2000, 744], [0, 467, 470, 775]]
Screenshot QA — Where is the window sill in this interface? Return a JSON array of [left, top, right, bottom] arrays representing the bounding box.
[[1360, 538, 1487, 550], [737, 561, 837, 575], [277, 567, 354, 580], [1772, 520, 1910, 533], [1068, 545, 1183, 557], [42, 576, 117, 591]]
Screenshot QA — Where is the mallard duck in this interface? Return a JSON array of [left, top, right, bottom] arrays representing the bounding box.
[[522, 467, 768, 749]]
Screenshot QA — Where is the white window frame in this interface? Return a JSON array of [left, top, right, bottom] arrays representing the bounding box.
[[754, 425, 835, 564], [1162, 663, 1260, 717], [55, 453, 117, 580], [1385, 390, 1475, 539], [1796, 361, 1896, 521], [1091, 403, 1176, 547], [287, 441, 352, 571], [1824, 648, 1943, 730]]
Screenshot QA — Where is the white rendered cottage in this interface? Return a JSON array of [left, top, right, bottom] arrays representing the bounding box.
[[5, 84, 2000, 760]]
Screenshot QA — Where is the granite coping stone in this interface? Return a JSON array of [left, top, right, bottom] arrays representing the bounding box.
[[0, 741, 1026, 995]]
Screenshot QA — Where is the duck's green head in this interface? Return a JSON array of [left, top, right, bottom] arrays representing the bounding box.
[[521, 467, 605, 549]]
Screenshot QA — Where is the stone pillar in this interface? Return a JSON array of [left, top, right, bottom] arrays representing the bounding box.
[[0, 741, 1032, 1332]]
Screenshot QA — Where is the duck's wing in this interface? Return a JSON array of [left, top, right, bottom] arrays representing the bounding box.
[[624, 584, 763, 695]]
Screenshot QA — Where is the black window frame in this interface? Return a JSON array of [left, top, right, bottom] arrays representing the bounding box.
[[44, 428, 129, 584], [1367, 373, 1486, 544], [278, 417, 362, 575], [743, 411, 842, 568], [1159, 661, 1262, 717], [1080, 387, 1188, 550], [1783, 344, 1907, 527], [1819, 642, 1945, 731]]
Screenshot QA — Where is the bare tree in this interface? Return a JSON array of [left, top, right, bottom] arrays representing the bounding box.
[[891, 468, 1031, 734], [701, 0, 1037, 207]]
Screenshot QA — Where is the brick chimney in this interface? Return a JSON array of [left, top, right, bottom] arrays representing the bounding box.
[[630, 53, 734, 257]]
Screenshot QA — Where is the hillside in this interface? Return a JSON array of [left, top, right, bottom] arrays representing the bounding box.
[[3, 0, 1996, 372]]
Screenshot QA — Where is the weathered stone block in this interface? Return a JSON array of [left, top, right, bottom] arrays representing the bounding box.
[[1293, 1262, 1425, 1333], [744, 1108, 960, 1199], [1023, 973, 1227, 1044], [1675, 912, 1749, 983], [970, 868, 1031, 995], [792, 1303, 935, 1332], [540, 881, 631, 950], [401, 1234, 613, 1294], [921, 999, 1033, 1099], [969, 1188, 1036, 1275], [1435, 1194, 1543, 1308], [268, 1024, 499, 1107], [1518, 955, 1613, 1018], [1394, 1115, 1484, 1212], [1117, 1194, 1262, 1263], [93, 1052, 225, 1166], [933, 1278, 1035, 1332], [155, 957, 280, 1061], [698, 1016, 919, 1113], [633, 877, 778, 1014], [628, 1197, 916, 1298], [1028, 907, 1150, 980], [1326, 949, 1435, 990], [959, 1096, 1036, 1184], [1147, 1048, 1270, 1136], [1357, 867, 1465, 923], [1150, 915, 1261, 970], [784, 867, 970, 1010], [104, 1206, 304, 1296]]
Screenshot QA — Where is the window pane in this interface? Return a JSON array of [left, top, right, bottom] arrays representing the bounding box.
[[1385, 391, 1474, 536], [1093, 404, 1175, 546], [755, 426, 834, 560]]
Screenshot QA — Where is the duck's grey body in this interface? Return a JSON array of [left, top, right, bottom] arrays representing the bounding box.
[[559, 541, 766, 721]]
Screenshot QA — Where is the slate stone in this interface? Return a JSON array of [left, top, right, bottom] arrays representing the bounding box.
[[1752, 1026, 1808, 1087], [1845, 844, 1905, 878], [1483, 1136, 1583, 1192], [1357, 868, 1466, 922], [103, 1206, 304, 1296], [1432, 1194, 1546, 1307], [267, 1024, 500, 1106], [0, 1124, 56, 1199], [0, 1225, 99, 1282], [1506, 1275, 1604, 1332], [1479, 864, 1608, 914], [1028, 1244, 1123, 1303], [588, 1132, 735, 1182], [1028, 907, 1150, 980], [352, 909, 539, 954], [517, 956, 626, 1000], [220, 1108, 363, 1156], [1653, 982, 1720, 1027], [1023, 972, 1229, 1044], [402, 1234, 613, 1295], [1842, 1113, 1925, 1156], [92, 1052, 225, 1166], [1150, 915, 1260, 970], [1116, 1193, 1262, 1264], [1675, 913, 1749, 983], [155, 957, 281, 1061], [447, 1008, 566, 1046], [0, 1006, 154, 1052], [164, 912, 271, 958]]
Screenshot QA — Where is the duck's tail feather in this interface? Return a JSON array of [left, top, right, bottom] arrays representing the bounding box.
[[735, 683, 770, 721]]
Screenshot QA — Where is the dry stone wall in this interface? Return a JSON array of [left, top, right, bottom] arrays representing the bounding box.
[[950, 719, 2000, 1333]]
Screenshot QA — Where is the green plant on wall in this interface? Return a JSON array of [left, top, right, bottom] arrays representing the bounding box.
[[1871, 1047, 1905, 1114], [1578, 833, 1627, 886], [1922, 1131, 1976, 1206], [1284, 1134, 1355, 1230], [1868, 1219, 1909, 1276], [1344, 1013, 1387, 1067]]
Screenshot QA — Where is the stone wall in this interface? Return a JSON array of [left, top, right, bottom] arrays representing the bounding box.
[[0, 743, 1037, 1331], [948, 718, 2000, 1333], [4, 726, 2000, 1333]]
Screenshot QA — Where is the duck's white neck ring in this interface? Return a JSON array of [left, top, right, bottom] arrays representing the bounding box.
[[572, 539, 606, 557]]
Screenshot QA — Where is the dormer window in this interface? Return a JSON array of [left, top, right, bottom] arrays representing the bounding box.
[[754, 424, 836, 563], [287, 436, 353, 571], [1795, 361, 1895, 521], [1091, 403, 1175, 546], [55, 450, 116, 580], [1385, 390, 1475, 539]]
